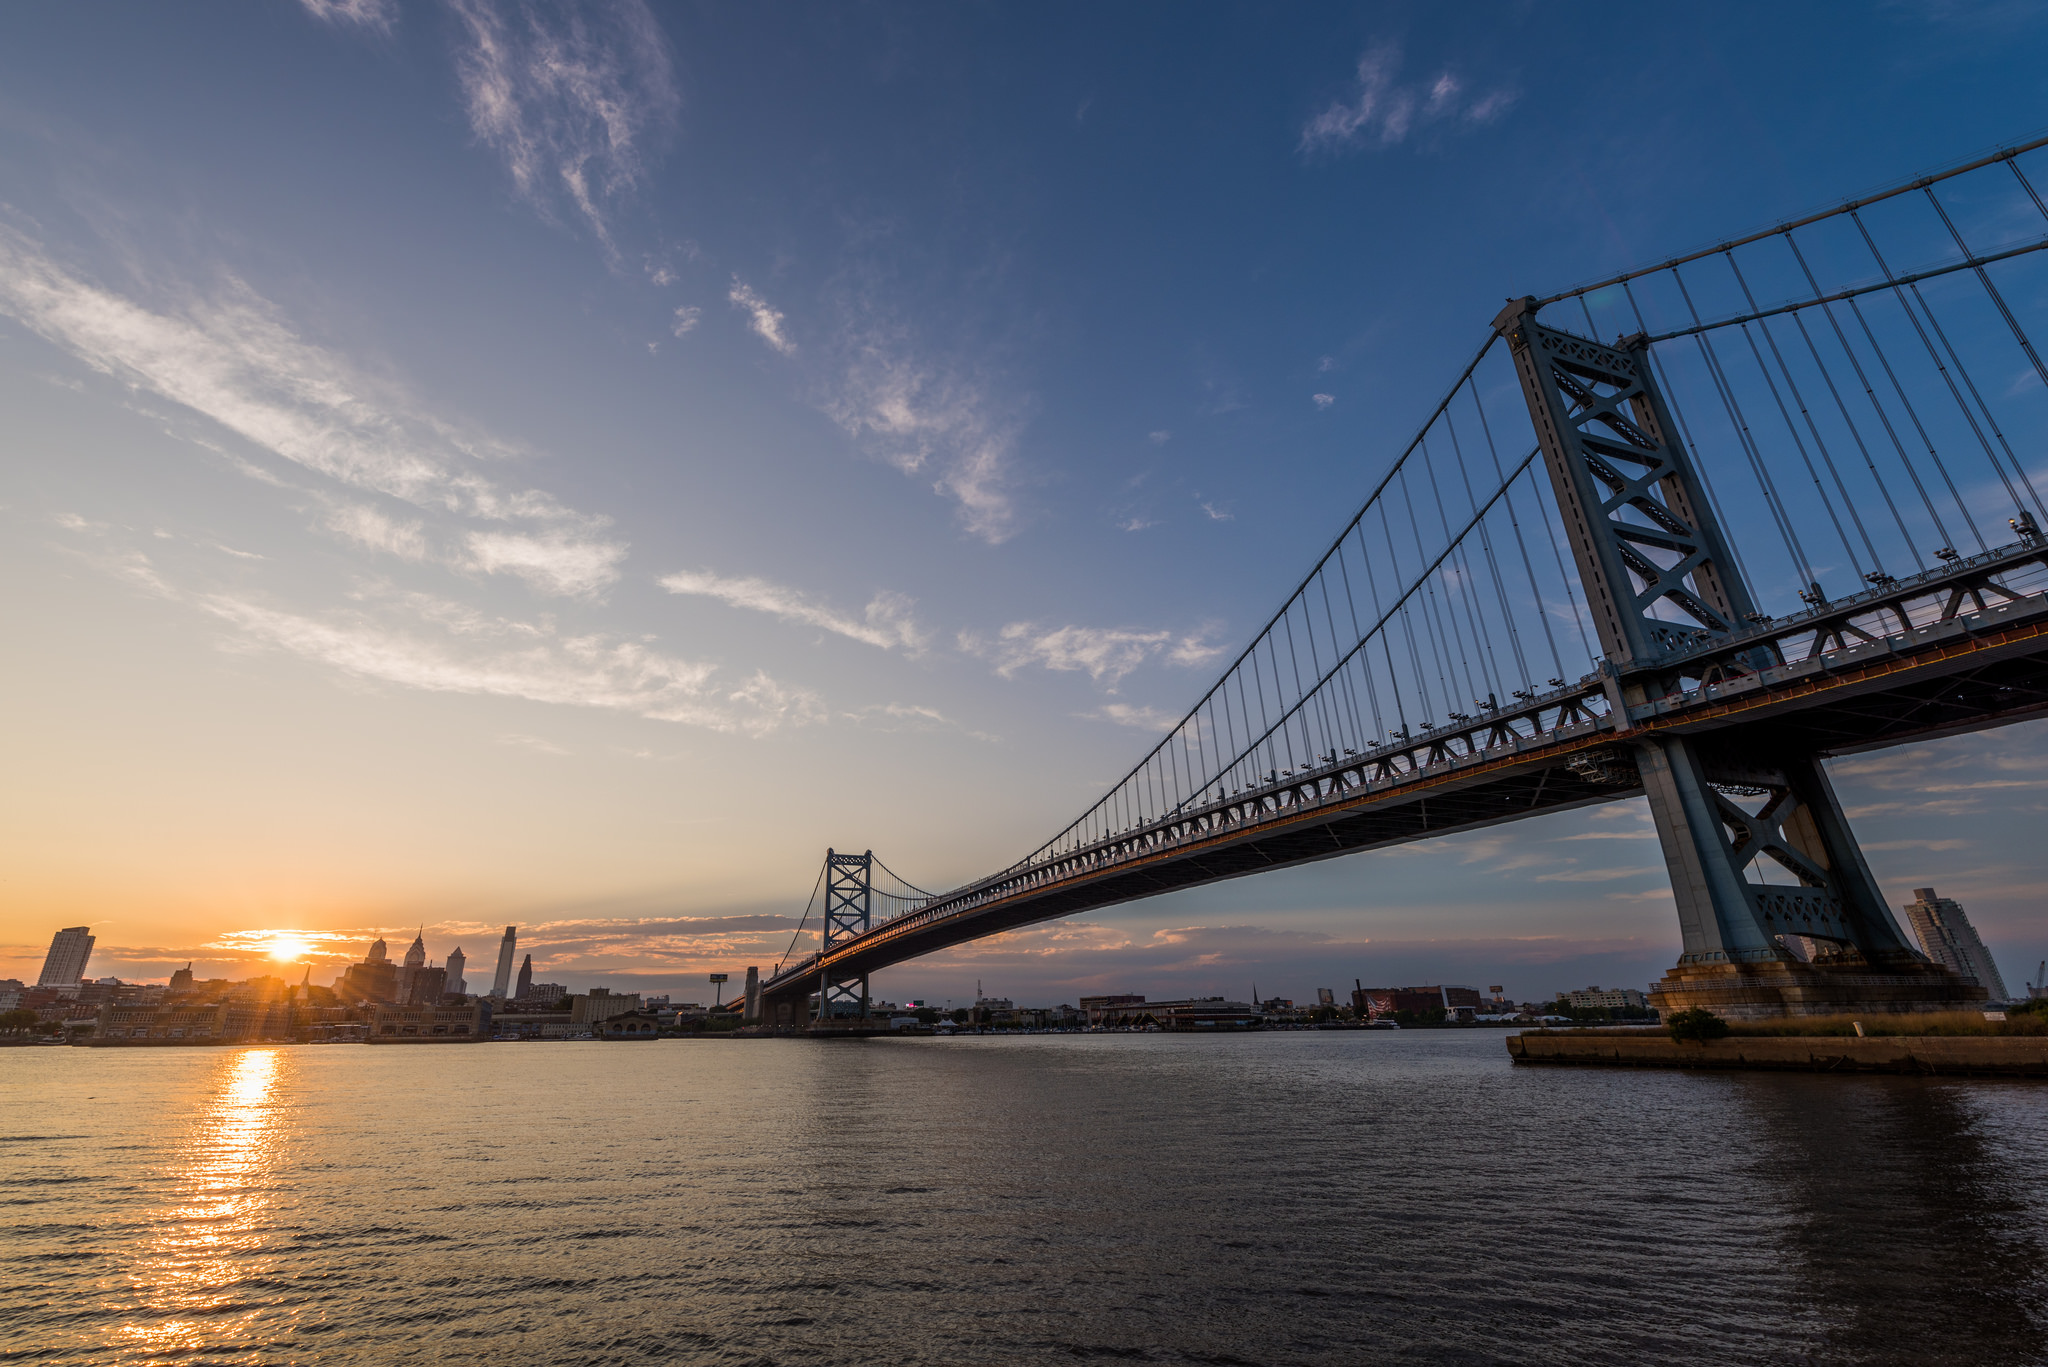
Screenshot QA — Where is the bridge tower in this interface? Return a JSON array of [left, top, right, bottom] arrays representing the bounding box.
[[818, 849, 873, 1021], [1496, 300, 1982, 1017]]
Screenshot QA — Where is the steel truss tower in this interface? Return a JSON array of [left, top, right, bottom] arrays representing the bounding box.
[[1497, 301, 1969, 1013], [818, 849, 872, 1020]]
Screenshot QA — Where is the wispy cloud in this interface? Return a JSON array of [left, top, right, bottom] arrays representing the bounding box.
[[466, 527, 627, 597], [298, 0, 397, 33], [729, 279, 795, 355], [961, 622, 1226, 687], [1312, 392, 1335, 409], [1200, 501, 1233, 522], [73, 536, 821, 738], [670, 304, 700, 336], [497, 732, 572, 755], [447, 0, 678, 249], [1089, 702, 1181, 730], [1301, 42, 1516, 154], [327, 503, 429, 561], [1148, 430, 1171, 445], [848, 702, 998, 743], [823, 332, 1020, 543], [660, 569, 926, 651], [0, 225, 627, 595]]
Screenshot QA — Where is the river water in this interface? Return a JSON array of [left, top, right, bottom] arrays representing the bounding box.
[[3, 1031, 2045, 1366]]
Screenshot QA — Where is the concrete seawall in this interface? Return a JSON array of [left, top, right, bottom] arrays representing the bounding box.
[[1507, 1030, 2048, 1077]]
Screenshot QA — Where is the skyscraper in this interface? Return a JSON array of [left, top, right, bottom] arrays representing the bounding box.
[[36, 927, 94, 989], [515, 953, 533, 1000], [1903, 887, 2010, 999], [366, 937, 389, 964], [168, 963, 194, 994], [445, 947, 467, 996], [396, 930, 428, 1004], [489, 926, 517, 999]]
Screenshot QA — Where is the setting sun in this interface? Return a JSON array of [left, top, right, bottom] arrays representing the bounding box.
[[264, 933, 311, 963]]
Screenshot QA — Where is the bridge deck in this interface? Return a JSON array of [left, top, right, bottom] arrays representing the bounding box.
[[761, 557, 2048, 1013]]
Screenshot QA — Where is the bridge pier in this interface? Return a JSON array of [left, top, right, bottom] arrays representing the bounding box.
[[1633, 734, 1984, 1019]]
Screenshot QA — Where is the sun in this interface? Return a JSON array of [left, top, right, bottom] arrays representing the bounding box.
[[264, 932, 312, 962]]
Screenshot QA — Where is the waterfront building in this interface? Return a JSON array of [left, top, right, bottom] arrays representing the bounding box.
[[515, 953, 533, 999], [596, 1009, 664, 1039], [367, 998, 492, 1042], [492, 1008, 577, 1039], [36, 927, 95, 991], [168, 964, 194, 994], [489, 926, 517, 999], [0, 979, 23, 1009], [569, 988, 643, 1025], [517, 982, 568, 1008], [1078, 994, 1146, 1023], [1085, 996, 1256, 1027], [93, 997, 293, 1044], [1563, 986, 1647, 1011], [445, 947, 466, 996], [1903, 888, 2010, 999], [1356, 985, 1484, 1020]]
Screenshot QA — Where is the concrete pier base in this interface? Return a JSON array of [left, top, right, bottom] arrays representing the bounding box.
[[1647, 957, 1987, 1021]]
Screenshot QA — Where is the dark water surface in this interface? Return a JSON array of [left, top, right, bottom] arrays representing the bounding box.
[[3, 1031, 2046, 1366]]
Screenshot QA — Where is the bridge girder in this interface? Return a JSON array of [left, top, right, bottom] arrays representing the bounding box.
[[758, 542, 2048, 1019]]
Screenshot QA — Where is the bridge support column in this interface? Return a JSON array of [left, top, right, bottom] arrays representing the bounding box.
[[1632, 735, 1985, 1019], [818, 850, 873, 1024]]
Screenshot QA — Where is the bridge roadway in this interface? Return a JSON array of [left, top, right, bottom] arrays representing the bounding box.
[[757, 540, 2048, 1019]]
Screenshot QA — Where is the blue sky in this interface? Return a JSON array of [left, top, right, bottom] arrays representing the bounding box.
[[2, 1, 2046, 1005]]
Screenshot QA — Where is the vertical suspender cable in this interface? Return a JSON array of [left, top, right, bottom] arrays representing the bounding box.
[[1672, 267, 1818, 589], [1725, 250, 1882, 576], [1778, 230, 1923, 565], [1915, 186, 2048, 521], [1471, 378, 1570, 678], [1849, 209, 1994, 549]]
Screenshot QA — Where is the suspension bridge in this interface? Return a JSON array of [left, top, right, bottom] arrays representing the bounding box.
[[754, 138, 2048, 1024]]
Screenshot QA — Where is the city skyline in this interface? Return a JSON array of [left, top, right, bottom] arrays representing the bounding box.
[[4, 4, 2048, 1004]]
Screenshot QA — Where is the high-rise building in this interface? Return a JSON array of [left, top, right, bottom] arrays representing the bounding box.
[[36, 927, 94, 990], [1903, 887, 2009, 999], [489, 926, 517, 999], [335, 938, 400, 1003], [445, 947, 467, 996], [515, 954, 533, 999], [168, 963, 194, 994], [401, 965, 448, 1005], [395, 931, 430, 1003]]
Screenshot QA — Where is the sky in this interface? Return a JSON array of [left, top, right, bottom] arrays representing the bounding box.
[[3, 1, 2047, 1007]]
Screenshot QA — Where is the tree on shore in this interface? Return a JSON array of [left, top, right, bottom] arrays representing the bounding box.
[[1667, 1008, 1730, 1043]]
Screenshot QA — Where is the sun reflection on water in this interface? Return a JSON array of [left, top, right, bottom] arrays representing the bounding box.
[[111, 1048, 296, 1362]]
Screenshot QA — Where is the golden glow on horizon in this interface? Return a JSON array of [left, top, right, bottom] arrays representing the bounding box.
[[262, 932, 311, 962]]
